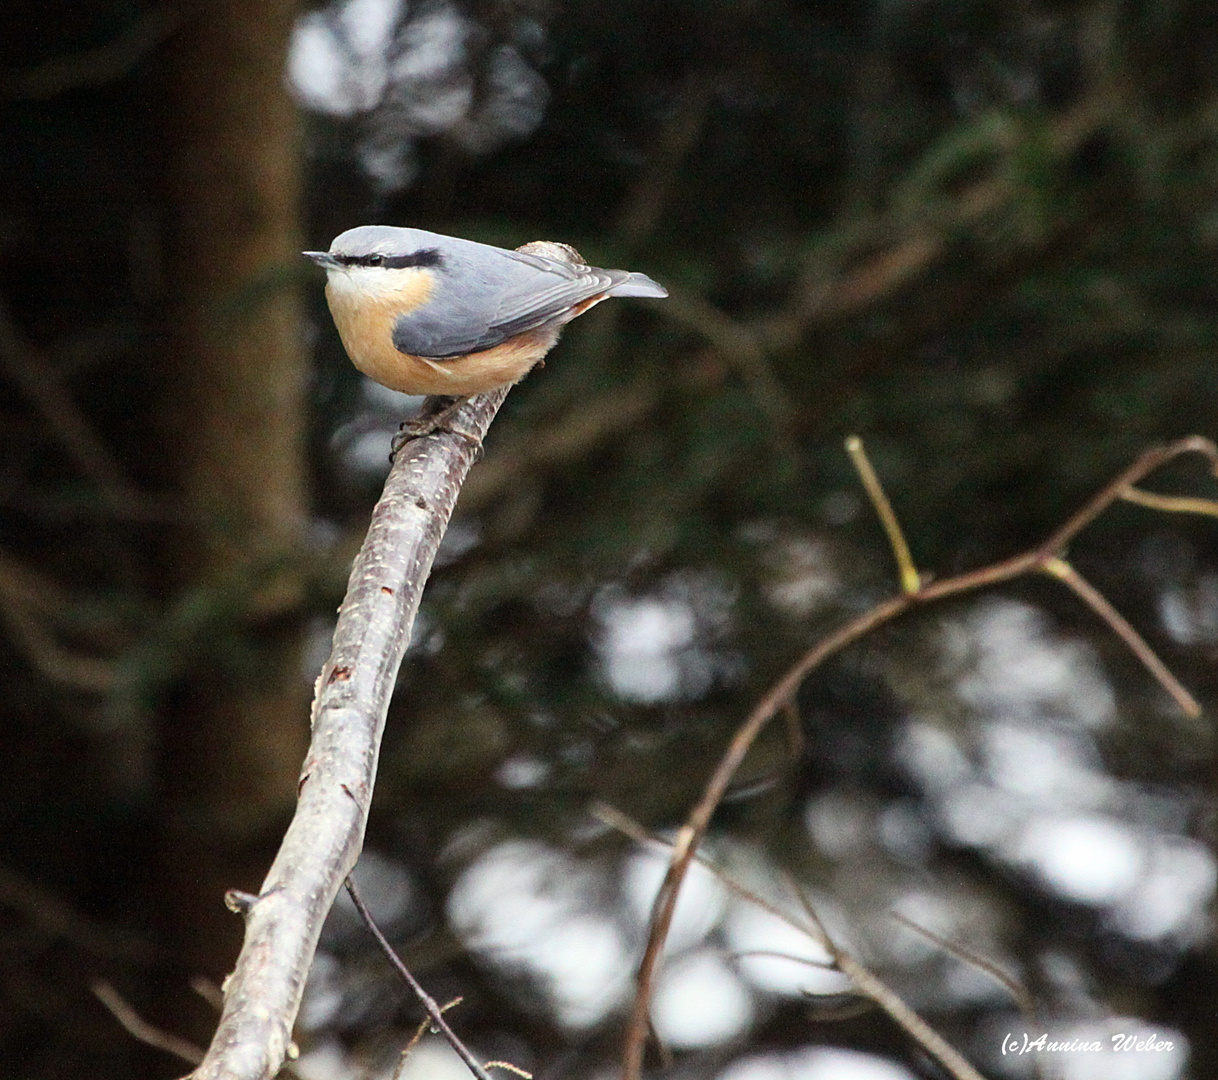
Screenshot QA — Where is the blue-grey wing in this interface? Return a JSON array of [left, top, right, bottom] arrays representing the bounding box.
[[392, 246, 663, 359]]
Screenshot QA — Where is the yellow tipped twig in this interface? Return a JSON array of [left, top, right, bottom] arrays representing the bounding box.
[[1041, 557, 1201, 717], [485, 1063, 533, 1078], [621, 437, 1213, 1080], [846, 436, 921, 594], [1121, 486, 1218, 519]]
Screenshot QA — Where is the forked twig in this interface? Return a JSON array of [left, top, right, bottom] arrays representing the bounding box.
[[345, 877, 531, 1080], [393, 996, 464, 1080], [596, 803, 983, 1080], [783, 880, 986, 1080], [621, 435, 1217, 1080]]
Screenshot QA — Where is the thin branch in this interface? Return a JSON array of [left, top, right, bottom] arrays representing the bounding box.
[[1032, 436, 1218, 559], [620, 595, 908, 1080], [784, 883, 986, 1080], [485, 1062, 534, 1077], [596, 802, 981, 1080], [728, 950, 838, 972], [621, 436, 1215, 1080], [393, 999, 464, 1080], [846, 436, 920, 593], [1121, 486, 1218, 518], [93, 981, 205, 1066], [592, 801, 837, 959], [190, 977, 224, 1012], [892, 916, 1031, 1019], [345, 878, 521, 1080], [185, 388, 510, 1080], [889, 912, 1038, 1029], [1041, 557, 1199, 716]]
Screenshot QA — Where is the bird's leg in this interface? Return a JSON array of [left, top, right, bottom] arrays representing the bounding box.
[[390, 395, 483, 461]]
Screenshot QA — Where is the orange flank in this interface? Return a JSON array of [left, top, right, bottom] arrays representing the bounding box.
[[326, 270, 610, 396]]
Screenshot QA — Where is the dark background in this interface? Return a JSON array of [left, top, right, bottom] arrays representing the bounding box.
[[2, 1, 1218, 1077]]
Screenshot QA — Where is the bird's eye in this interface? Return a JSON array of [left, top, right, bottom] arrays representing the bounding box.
[[366, 253, 385, 266]]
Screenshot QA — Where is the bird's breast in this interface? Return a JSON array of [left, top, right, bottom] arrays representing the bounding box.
[[324, 273, 559, 395]]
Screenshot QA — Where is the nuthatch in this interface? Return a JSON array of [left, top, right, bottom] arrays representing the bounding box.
[[304, 226, 667, 398]]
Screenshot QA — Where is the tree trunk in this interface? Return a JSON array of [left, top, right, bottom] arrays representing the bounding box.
[[154, 0, 309, 989]]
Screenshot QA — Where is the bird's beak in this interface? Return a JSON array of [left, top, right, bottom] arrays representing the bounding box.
[[303, 251, 340, 269]]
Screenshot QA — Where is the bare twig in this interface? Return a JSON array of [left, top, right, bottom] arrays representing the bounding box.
[[729, 950, 838, 972], [393, 999, 463, 1080], [592, 801, 836, 962], [890, 911, 1037, 1024], [846, 436, 920, 594], [784, 882, 986, 1080], [93, 981, 205, 1066], [190, 977, 225, 1012], [1042, 557, 1199, 716], [345, 878, 524, 1080], [621, 436, 1215, 1080], [596, 803, 981, 1080], [185, 388, 510, 1080], [621, 593, 904, 1080], [485, 1061, 534, 1077], [1121, 486, 1218, 518]]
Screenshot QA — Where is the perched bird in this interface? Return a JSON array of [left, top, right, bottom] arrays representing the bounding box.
[[304, 226, 667, 400]]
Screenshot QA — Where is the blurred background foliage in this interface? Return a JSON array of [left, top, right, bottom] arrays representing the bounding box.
[[3, 0, 1218, 1077]]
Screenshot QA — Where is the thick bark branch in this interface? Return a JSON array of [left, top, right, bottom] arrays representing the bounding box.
[[187, 388, 510, 1080]]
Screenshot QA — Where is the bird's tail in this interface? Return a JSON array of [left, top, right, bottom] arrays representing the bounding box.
[[607, 271, 668, 298]]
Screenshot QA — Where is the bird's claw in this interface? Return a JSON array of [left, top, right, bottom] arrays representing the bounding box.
[[389, 396, 484, 463]]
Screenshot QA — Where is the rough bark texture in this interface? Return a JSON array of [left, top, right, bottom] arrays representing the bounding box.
[[189, 390, 510, 1080]]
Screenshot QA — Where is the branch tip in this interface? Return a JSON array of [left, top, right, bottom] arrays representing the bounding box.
[[846, 435, 920, 594]]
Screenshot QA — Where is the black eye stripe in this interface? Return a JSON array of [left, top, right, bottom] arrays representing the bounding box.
[[334, 249, 444, 269]]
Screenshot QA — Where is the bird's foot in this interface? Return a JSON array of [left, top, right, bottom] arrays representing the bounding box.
[[390, 396, 484, 462]]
